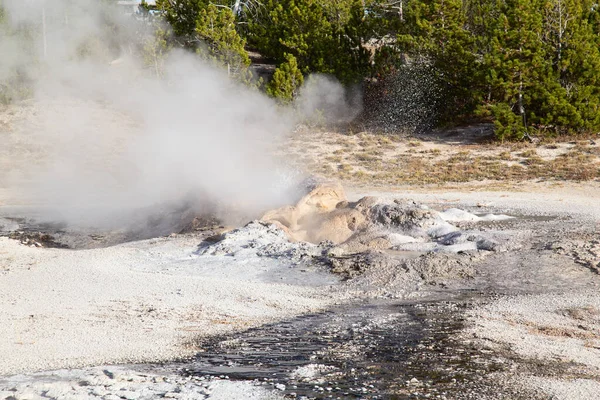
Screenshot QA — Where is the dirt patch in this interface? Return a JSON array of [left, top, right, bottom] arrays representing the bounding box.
[[328, 250, 404, 279], [561, 306, 600, 321], [328, 250, 476, 286]]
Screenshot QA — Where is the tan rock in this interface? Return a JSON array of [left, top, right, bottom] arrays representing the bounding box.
[[261, 205, 298, 230], [261, 181, 394, 247], [294, 181, 347, 215], [261, 181, 353, 244], [338, 231, 394, 254], [303, 208, 367, 244]]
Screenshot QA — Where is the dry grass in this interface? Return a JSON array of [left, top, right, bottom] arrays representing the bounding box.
[[282, 129, 600, 186]]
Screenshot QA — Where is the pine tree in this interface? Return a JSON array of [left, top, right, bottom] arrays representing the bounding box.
[[156, 0, 209, 41], [384, 0, 483, 122], [195, 4, 250, 72], [482, 0, 550, 139], [479, 0, 600, 138], [248, 0, 370, 83], [143, 27, 171, 79], [538, 0, 600, 133], [266, 53, 304, 103]]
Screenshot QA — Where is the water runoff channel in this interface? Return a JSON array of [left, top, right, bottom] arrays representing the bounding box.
[[159, 292, 530, 400]]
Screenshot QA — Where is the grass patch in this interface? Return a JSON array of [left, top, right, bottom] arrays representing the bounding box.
[[288, 131, 600, 186], [519, 149, 538, 158], [498, 151, 513, 161]]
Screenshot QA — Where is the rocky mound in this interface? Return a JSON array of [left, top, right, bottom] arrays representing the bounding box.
[[200, 181, 515, 285]]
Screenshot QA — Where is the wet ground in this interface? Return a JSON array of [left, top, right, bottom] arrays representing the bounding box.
[[171, 293, 538, 399], [0, 204, 221, 249]]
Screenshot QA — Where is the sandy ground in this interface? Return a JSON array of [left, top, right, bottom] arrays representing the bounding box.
[[464, 291, 600, 399], [0, 232, 339, 375], [349, 179, 600, 219], [0, 366, 288, 400], [379, 182, 600, 400]]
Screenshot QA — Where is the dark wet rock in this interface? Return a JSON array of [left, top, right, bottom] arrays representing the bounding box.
[[439, 231, 508, 252], [439, 231, 473, 246], [7, 231, 69, 249], [188, 298, 541, 400]]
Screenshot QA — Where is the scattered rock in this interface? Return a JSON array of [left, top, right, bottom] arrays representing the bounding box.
[[103, 369, 116, 379], [476, 238, 501, 252], [551, 239, 600, 274], [438, 232, 472, 246]]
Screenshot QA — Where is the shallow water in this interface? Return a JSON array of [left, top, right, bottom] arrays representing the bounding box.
[[181, 293, 532, 399]]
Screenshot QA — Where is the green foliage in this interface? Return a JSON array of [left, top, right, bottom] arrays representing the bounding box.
[[490, 103, 527, 141], [266, 53, 304, 103], [155, 1, 254, 83], [195, 4, 250, 71], [475, 0, 600, 138], [397, 0, 484, 121], [365, 0, 600, 138], [156, 0, 209, 40], [4, 0, 600, 138], [143, 26, 171, 78], [248, 0, 371, 84]]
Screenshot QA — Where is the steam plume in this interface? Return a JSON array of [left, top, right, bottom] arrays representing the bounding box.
[[2, 0, 298, 229]]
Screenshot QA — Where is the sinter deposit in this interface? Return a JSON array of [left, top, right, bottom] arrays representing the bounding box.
[[200, 180, 516, 283]]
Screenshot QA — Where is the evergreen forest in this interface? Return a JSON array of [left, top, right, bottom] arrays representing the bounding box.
[[3, 0, 600, 140]]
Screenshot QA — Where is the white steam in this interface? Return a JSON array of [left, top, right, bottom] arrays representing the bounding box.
[[2, 0, 294, 228], [296, 74, 362, 127], [1, 0, 359, 231]]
